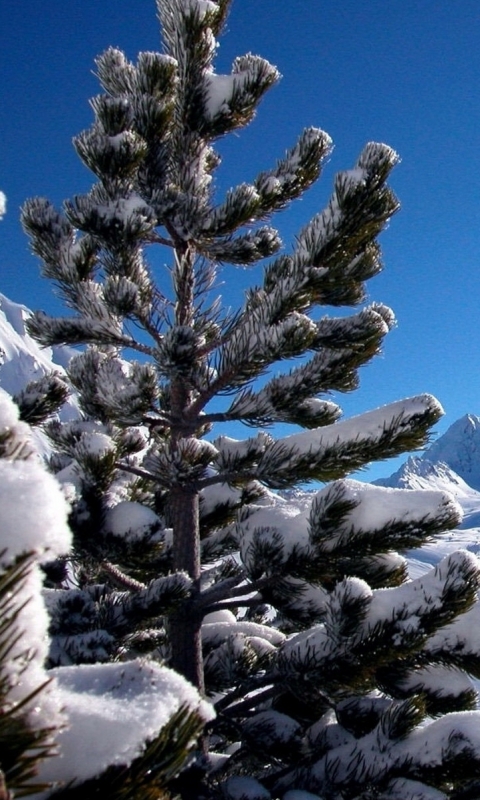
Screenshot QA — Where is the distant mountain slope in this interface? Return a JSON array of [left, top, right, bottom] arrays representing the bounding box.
[[374, 455, 476, 496], [376, 414, 480, 492], [425, 414, 480, 490], [373, 414, 480, 543]]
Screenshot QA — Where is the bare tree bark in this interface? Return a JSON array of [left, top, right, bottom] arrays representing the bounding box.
[[168, 243, 205, 692]]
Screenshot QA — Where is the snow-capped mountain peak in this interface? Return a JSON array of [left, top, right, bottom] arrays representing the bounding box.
[[422, 414, 480, 490], [374, 455, 476, 497], [376, 414, 480, 493]]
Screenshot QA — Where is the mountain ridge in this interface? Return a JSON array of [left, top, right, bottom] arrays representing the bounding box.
[[375, 413, 480, 493]]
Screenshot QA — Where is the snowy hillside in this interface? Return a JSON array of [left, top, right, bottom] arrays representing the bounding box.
[[0, 293, 79, 441]]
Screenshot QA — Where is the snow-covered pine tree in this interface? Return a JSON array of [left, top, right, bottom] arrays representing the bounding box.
[[20, 0, 480, 797], [0, 217, 210, 800], [0, 385, 212, 800]]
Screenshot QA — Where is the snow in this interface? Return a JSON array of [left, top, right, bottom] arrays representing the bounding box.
[[306, 706, 480, 792], [279, 549, 479, 670], [98, 193, 155, 226], [338, 167, 367, 192], [378, 414, 480, 493], [279, 578, 328, 618], [36, 661, 214, 789], [366, 550, 478, 633], [0, 294, 77, 403], [425, 598, 480, 658], [0, 294, 79, 460], [376, 455, 478, 496], [77, 429, 115, 456], [184, 0, 218, 19], [200, 482, 246, 516], [223, 776, 271, 800], [306, 708, 355, 752], [215, 432, 272, 467], [0, 384, 22, 427], [202, 620, 285, 647], [244, 710, 301, 746], [204, 73, 237, 117], [397, 710, 480, 765], [237, 501, 310, 572], [370, 417, 480, 574], [383, 779, 446, 800], [424, 414, 480, 489], [203, 609, 237, 624], [278, 395, 443, 466], [0, 343, 211, 793], [397, 664, 474, 698], [293, 143, 397, 266], [237, 477, 461, 588], [0, 391, 72, 564], [104, 501, 161, 541], [0, 390, 72, 733], [203, 54, 279, 119], [310, 478, 461, 551], [0, 457, 72, 563], [4, 289, 480, 789]]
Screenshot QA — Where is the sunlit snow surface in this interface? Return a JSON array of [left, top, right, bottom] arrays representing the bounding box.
[[0, 294, 77, 395], [0, 293, 79, 457]]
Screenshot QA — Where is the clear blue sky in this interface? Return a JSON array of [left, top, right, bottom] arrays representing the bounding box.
[[1, 0, 480, 480]]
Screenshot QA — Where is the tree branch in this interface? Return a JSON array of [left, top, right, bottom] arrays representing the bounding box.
[[202, 596, 263, 615], [200, 575, 273, 610], [101, 560, 146, 591], [114, 461, 170, 487], [214, 681, 280, 715]]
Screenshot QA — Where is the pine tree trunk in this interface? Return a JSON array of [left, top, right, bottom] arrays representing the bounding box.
[[169, 484, 204, 692], [168, 242, 204, 692]]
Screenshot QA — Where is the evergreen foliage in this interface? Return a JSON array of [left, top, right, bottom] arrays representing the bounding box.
[[0, 388, 210, 799], [17, 0, 480, 797]]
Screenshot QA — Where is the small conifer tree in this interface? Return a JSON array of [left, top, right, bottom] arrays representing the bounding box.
[[20, 1, 480, 797]]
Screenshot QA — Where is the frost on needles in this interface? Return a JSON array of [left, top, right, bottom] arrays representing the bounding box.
[[14, 0, 480, 797]]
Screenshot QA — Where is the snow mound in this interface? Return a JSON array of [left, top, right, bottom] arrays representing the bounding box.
[[36, 660, 214, 788]]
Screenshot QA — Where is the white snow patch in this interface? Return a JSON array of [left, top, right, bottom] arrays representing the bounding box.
[[0, 459, 72, 565], [36, 661, 214, 788], [311, 478, 461, 552], [104, 501, 161, 541], [202, 620, 285, 647]]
